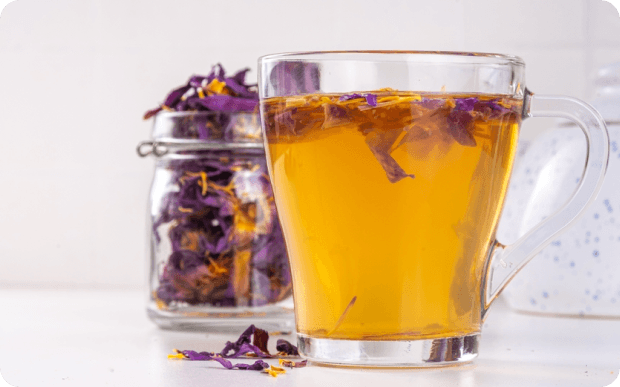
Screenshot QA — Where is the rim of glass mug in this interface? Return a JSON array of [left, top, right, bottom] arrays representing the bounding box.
[[259, 50, 525, 65], [259, 50, 526, 99]]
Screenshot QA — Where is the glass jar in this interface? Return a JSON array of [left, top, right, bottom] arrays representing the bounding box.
[[137, 111, 294, 331]]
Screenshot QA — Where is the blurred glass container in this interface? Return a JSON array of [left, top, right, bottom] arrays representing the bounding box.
[[137, 111, 294, 331], [499, 63, 620, 317]]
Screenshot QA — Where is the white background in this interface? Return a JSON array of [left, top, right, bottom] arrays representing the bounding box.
[[0, 0, 619, 289]]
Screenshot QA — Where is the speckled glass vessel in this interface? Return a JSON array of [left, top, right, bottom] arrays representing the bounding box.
[[501, 63, 620, 317]]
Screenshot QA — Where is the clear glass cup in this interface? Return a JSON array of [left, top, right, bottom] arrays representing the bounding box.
[[258, 51, 609, 366], [138, 111, 294, 332]]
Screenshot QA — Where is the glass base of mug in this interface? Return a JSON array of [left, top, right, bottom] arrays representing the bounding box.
[[147, 301, 295, 333], [298, 333, 479, 367]]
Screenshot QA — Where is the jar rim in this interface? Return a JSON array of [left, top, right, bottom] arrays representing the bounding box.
[[149, 109, 264, 146]]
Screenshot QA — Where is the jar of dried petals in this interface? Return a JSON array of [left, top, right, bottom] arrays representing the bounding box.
[[138, 67, 293, 331]]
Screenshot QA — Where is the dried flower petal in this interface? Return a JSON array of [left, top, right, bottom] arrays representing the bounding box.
[[164, 84, 192, 108], [170, 325, 305, 375], [143, 107, 163, 120], [365, 93, 378, 107], [252, 327, 271, 355], [446, 110, 476, 147], [151, 147, 291, 307], [206, 79, 228, 94], [264, 365, 286, 377], [339, 93, 363, 101], [143, 64, 259, 119], [219, 325, 274, 358], [180, 350, 215, 361], [231, 68, 251, 85], [275, 339, 300, 356], [454, 97, 477, 112], [322, 103, 350, 129], [339, 93, 377, 107], [365, 129, 415, 183], [211, 356, 235, 369], [174, 325, 302, 361], [279, 359, 308, 368], [207, 63, 226, 83], [224, 71, 258, 99], [234, 360, 270, 371]]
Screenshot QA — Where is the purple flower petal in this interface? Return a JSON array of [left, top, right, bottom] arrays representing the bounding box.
[[365, 129, 415, 183], [211, 357, 234, 369], [446, 110, 476, 147], [419, 98, 444, 110], [164, 84, 192, 108], [214, 236, 229, 254], [221, 324, 256, 356], [322, 104, 349, 129], [226, 343, 271, 359], [339, 93, 377, 107], [167, 250, 204, 274], [178, 350, 270, 371], [144, 64, 259, 119], [454, 97, 477, 112], [175, 99, 189, 111], [486, 100, 511, 114], [234, 360, 270, 371], [365, 93, 377, 107], [276, 339, 300, 356], [339, 93, 363, 101], [231, 68, 251, 85], [207, 63, 227, 83], [280, 359, 308, 368], [224, 77, 258, 99], [273, 108, 297, 134], [251, 245, 269, 267], [189, 75, 208, 88], [181, 350, 215, 361]]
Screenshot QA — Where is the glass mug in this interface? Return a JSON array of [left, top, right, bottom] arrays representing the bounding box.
[[257, 51, 609, 367]]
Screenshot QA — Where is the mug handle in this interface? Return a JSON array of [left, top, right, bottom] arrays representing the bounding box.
[[481, 89, 610, 319]]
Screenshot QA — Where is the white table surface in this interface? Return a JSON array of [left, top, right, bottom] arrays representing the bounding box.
[[0, 289, 619, 387]]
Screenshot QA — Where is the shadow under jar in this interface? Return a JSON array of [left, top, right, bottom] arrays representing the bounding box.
[[138, 111, 294, 332]]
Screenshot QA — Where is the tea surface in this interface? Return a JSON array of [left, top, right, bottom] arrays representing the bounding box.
[[261, 91, 521, 340]]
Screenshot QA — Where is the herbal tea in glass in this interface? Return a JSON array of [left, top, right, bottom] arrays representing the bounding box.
[[261, 91, 521, 340], [258, 51, 609, 367]]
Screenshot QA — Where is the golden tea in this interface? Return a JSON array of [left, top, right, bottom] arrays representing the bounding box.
[[261, 91, 521, 340]]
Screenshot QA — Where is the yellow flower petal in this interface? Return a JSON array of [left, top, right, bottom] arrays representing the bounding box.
[[264, 365, 286, 377], [206, 79, 227, 94]]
